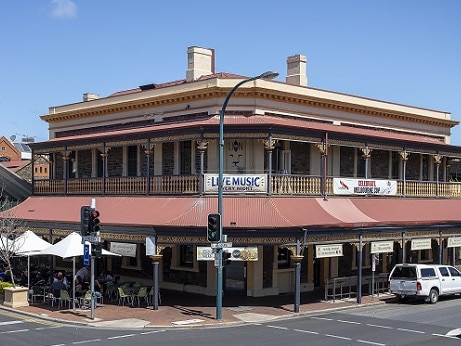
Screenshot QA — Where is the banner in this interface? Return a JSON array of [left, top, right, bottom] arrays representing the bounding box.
[[333, 178, 397, 195], [204, 174, 267, 193]]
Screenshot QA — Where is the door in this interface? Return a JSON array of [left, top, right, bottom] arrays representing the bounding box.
[[438, 266, 453, 293], [224, 261, 246, 295]]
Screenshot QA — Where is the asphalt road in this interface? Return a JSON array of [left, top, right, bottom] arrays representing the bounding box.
[[1, 296, 461, 345]]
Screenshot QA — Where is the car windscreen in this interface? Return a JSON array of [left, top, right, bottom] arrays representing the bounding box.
[[390, 266, 417, 279]]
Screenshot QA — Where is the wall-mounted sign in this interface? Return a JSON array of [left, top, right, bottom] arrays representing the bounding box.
[[411, 238, 432, 251], [447, 237, 461, 248], [315, 244, 343, 258], [204, 174, 267, 193], [371, 240, 394, 253], [197, 247, 258, 261], [110, 242, 137, 257], [333, 178, 397, 196]]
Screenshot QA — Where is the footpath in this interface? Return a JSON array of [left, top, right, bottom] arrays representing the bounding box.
[[0, 289, 396, 329]]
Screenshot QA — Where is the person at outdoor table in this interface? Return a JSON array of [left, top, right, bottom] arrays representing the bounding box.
[[75, 275, 88, 297], [19, 270, 29, 286], [49, 273, 67, 298], [52, 271, 69, 288], [75, 265, 90, 282], [32, 272, 46, 286]]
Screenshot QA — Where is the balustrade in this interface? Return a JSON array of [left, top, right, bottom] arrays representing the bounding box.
[[33, 174, 461, 199]]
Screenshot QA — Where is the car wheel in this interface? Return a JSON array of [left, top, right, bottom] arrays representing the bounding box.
[[398, 295, 408, 303], [428, 288, 439, 304]]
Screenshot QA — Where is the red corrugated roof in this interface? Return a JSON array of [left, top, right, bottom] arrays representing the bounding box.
[[35, 114, 444, 147], [5, 195, 461, 230]]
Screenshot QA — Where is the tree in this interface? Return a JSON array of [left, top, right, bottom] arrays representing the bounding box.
[[0, 184, 23, 288]]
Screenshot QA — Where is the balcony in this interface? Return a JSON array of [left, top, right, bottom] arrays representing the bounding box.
[[33, 174, 461, 199]]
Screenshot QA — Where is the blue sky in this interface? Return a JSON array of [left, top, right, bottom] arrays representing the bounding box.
[[1, 1, 460, 144]]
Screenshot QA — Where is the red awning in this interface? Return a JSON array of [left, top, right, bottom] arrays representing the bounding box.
[[4, 196, 461, 231]]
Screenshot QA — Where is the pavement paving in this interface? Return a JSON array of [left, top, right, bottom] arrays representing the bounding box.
[[0, 289, 396, 329]]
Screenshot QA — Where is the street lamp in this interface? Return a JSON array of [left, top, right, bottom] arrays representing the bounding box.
[[216, 70, 278, 320]]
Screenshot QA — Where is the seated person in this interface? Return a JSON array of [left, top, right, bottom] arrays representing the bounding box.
[[75, 275, 89, 297], [49, 273, 67, 298], [32, 272, 46, 286]]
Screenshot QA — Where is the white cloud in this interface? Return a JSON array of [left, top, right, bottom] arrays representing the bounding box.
[[50, 0, 78, 19]]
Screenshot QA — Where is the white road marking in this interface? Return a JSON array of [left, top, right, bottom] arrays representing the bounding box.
[[357, 339, 386, 345], [72, 339, 101, 344], [294, 329, 319, 334], [397, 328, 425, 334], [107, 334, 136, 339], [366, 323, 392, 329], [0, 329, 29, 334], [325, 334, 352, 340], [0, 320, 24, 326], [267, 325, 289, 330], [310, 316, 333, 321], [337, 319, 361, 324], [432, 333, 460, 339]]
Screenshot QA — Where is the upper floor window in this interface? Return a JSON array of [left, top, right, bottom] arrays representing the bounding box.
[[127, 145, 138, 176], [180, 141, 192, 175]]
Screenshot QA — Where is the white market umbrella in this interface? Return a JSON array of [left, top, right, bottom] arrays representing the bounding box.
[[15, 230, 51, 255], [40, 232, 120, 309], [13, 230, 51, 290]]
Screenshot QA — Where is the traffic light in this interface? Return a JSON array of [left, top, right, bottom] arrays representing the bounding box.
[[91, 243, 102, 258], [90, 209, 101, 234], [80, 206, 92, 236], [223, 251, 232, 266], [207, 213, 221, 242]]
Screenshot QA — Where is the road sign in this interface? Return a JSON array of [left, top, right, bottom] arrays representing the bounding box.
[[210, 242, 232, 249], [83, 244, 90, 265], [82, 235, 101, 244]]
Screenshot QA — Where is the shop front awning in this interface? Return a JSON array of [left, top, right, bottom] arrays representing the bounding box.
[[4, 196, 461, 236]]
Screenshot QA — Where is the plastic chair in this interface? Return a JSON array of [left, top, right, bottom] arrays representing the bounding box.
[[133, 286, 148, 307], [80, 290, 103, 309], [105, 281, 118, 301], [58, 290, 73, 309], [117, 286, 132, 306], [31, 286, 46, 303]]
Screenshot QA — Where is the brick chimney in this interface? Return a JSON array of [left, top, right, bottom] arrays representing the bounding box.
[[286, 54, 307, 86], [83, 93, 100, 102], [186, 46, 215, 82]]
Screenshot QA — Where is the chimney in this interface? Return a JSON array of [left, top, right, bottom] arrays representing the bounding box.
[[186, 46, 215, 82], [83, 93, 100, 102], [286, 54, 307, 86]]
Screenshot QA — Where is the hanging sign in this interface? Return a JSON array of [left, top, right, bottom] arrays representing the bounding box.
[[447, 237, 461, 248], [315, 244, 343, 258], [110, 242, 137, 257], [370, 240, 394, 253], [204, 174, 267, 193], [197, 247, 258, 261], [411, 238, 432, 251], [333, 178, 397, 195]]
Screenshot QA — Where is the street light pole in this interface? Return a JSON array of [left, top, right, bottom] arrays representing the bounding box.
[[216, 70, 278, 320]]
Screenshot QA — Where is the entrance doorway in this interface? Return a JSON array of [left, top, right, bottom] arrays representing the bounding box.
[[224, 261, 246, 295]]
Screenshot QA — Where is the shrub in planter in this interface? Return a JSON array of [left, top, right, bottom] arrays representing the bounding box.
[[0, 281, 13, 295]]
